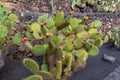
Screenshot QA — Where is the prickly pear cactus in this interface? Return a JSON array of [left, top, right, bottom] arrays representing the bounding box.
[[0, 25, 8, 39], [109, 27, 120, 48], [23, 75, 43, 80], [0, 1, 18, 55], [22, 12, 107, 80], [23, 58, 53, 80]]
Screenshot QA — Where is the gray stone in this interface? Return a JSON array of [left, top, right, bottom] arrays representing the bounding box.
[[104, 66, 120, 80], [103, 54, 116, 63]]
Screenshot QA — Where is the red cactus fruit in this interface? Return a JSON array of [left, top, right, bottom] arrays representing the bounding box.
[[46, 33, 50, 37], [30, 30, 34, 33], [38, 31, 42, 34], [40, 23, 45, 28], [53, 12, 57, 16], [69, 11, 74, 15], [40, 37, 45, 41], [22, 38, 28, 44]]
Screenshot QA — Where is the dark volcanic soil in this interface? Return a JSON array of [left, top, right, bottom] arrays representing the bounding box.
[[0, 42, 120, 80]]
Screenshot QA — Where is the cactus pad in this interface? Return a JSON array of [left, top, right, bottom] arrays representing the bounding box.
[[23, 75, 43, 80], [0, 25, 8, 38], [23, 58, 39, 74], [94, 38, 103, 47], [56, 60, 62, 79], [33, 45, 46, 56], [38, 71, 53, 79], [88, 46, 99, 56], [70, 18, 79, 28], [54, 12, 64, 26], [12, 34, 22, 44]]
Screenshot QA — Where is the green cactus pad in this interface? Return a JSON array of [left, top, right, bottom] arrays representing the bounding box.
[[23, 75, 43, 80], [41, 64, 48, 71], [33, 32, 40, 39], [46, 19, 55, 29], [70, 18, 79, 28], [64, 41, 73, 51], [74, 38, 83, 49], [88, 46, 99, 56], [4, 20, 11, 29], [25, 42, 33, 49], [89, 20, 102, 28], [23, 58, 39, 74], [31, 23, 41, 39], [41, 27, 48, 35], [56, 60, 62, 79], [60, 27, 69, 34], [0, 25, 8, 38], [54, 12, 64, 26], [12, 34, 22, 44], [68, 25, 73, 32], [88, 28, 97, 35], [26, 31, 33, 39], [37, 14, 48, 24], [77, 31, 89, 40], [84, 42, 92, 49], [83, 16, 89, 21], [31, 23, 41, 32], [51, 37, 62, 45], [8, 13, 18, 26], [67, 34, 75, 39], [64, 66, 71, 72], [94, 38, 103, 47], [87, 39, 95, 44], [91, 33, 102, 39], [57, 48, 64, 58], [74, 25, 84, 33], [38, 71, 53, 79], [33, 45, 46, 56], [75, 49, 88, 62], [103, 36, 109, 43], [65, 14, 72, 23]]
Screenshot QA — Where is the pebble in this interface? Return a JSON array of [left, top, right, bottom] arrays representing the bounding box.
[[18, 46, 26, 52], [31, 7, 39, 12], [10, 30, 15, 35], [103, 54, 116, 63], [41, 6, 49, 12]]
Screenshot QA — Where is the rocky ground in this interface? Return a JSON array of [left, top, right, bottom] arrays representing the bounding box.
[[104, 66, 120, 80]]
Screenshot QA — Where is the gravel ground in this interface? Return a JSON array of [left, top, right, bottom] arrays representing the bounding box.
[[104, 66, 120, 80], [0, 42, 120, 80]]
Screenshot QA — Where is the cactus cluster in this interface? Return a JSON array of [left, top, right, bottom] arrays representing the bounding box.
[[23, 58, 52, 80], [22, 12, 108, 80], [108, 27, 120, 49], [0, 1, 18, 55], [72, 0, 120, 12]]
